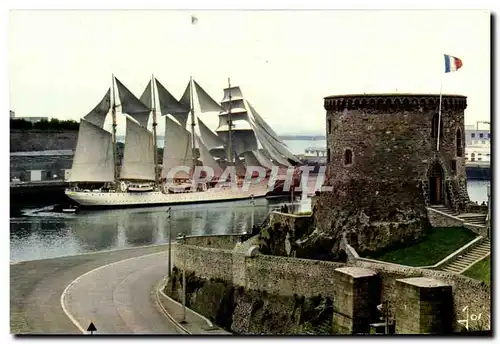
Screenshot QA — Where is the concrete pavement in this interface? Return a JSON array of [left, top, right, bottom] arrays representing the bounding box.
[[10, 245, 178, 334], [61, 251, 182, 334]]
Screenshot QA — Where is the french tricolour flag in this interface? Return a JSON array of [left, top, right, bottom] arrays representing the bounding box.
[[444, 54, 463, 73]]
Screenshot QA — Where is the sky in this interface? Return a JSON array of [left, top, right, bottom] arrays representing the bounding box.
[[8, 10, 491, 135]]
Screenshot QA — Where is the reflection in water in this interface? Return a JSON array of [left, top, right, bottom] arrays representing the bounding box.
[[11, 181, 488, 263], [125, 211, 156, 246], [70, 214, 120, 252], [10, 197, 278, 262]]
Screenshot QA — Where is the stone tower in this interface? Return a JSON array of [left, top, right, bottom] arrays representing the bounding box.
[[313, 94, 470, 256]]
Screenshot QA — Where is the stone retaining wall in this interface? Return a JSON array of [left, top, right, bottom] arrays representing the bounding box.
[[269, 211, 313, 239], [173, 244, 234, 282], [245, 255, 344, 297], [180, 234, 242, 250], [426, 208, 464, 227], [464, 223, 488, 237], [351, 260, 490, 331], [173, 235, 490, 333]]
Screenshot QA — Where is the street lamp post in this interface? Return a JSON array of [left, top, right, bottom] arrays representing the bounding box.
[[250, 194, 255, 230], [167, 207, 172, 277], [176, 232, 187, 324], [181, 232, 187, 323]]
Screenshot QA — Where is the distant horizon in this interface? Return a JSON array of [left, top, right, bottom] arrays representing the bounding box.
[[10, 113, 490, 134]]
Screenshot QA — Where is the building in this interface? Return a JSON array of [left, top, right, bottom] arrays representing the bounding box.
[[10, 149, 74, 182], [10, 110, 15, 118], [313, 94, 471, 256], [464, 123, 490, 146]]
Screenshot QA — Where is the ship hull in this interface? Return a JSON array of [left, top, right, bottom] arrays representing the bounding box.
[[65, 184, 267, 208]]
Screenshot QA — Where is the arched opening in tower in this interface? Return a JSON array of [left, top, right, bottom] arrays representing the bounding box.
[[428, 163, 444, 205]]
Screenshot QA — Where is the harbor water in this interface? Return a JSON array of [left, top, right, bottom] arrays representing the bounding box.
[[10, 180, 488, 263]]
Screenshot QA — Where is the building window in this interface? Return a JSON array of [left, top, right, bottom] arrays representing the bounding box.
[[471, 133, 476, 138], [471, 153, 476, 162], [328, 119, 331, 134], [456, 128, 463, 157], [344, 149, 353, 165], [327, 148, 330, 163], [451, 160, 457, 173], [488, 133, 491, 139], [481, 140, 486, 145], [479, 133, 484, 138], [431, 113, 443, 139]]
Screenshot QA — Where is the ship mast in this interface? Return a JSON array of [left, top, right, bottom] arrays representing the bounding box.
[[151, 75, 159, 187], [111, 74, 119, 187], [227, 78, 233, 165], [189, 76, 197, 172]]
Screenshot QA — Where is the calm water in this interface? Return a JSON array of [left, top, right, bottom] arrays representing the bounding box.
[[10, 180, 488, 263], [10, 198, 286, 263]]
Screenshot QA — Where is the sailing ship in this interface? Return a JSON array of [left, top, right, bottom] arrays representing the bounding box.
[[65, 76, 297, 208]]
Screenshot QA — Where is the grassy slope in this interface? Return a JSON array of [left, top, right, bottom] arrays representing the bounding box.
[[365, 227, 477, 267], [463, 256, 491, 284]]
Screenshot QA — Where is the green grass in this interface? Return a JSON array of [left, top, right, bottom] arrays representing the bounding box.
[[365, 227, 477, 267], [463, 256, 490, 284]]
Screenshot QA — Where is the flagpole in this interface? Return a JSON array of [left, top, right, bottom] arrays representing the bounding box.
[[436, 77, 443, 151], [190, 15, 198, 173]]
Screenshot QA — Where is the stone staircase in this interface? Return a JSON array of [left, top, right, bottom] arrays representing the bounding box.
[[429, 205, 487, 228], [458, 213, 488, 227], [430, 204, 459, 216], [440, 238, 490, 274]]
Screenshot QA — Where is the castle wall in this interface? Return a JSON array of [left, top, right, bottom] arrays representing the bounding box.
[[172, 238, 490, 332]]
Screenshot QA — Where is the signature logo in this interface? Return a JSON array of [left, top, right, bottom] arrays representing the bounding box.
[[457, 306, 485, 331]]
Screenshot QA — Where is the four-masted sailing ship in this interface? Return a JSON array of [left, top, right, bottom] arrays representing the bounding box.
[[65, 75, 298, 208]]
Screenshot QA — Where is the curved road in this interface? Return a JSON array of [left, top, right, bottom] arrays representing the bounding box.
[[11, 245, 181, 335]]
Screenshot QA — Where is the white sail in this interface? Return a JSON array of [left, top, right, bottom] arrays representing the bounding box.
[[68, 118, 115, 182], [162, 116, 193, 179], [221, 86, 244, 102], [250, 120, 291, 166], [155, 78, 190, 127], [221, 99, 247, 113], [218, 128, 259, 156], [115, 77, 151, 128], [241, 150, 274, 170], [139, 81, 153, 110], [217, 111, 250, 130], [83, 89, 111, 128], [240, 151, 263, 168], [179, 79, 223, 114], [197, 117, 225, 150], [246, 101, 282, 143], [195, 135, 223, 178], [120, 117, 156, 181], [247, 101, 300, 163]]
